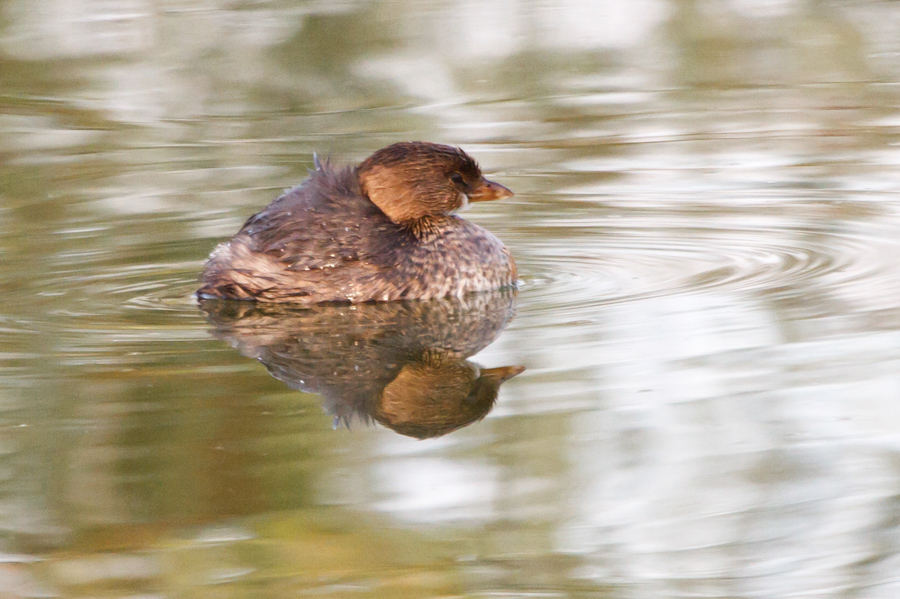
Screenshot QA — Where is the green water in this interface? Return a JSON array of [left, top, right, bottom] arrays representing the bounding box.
[[3, 1, 900, 597]]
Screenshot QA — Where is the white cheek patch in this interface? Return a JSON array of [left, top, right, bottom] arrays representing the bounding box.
[[453, 192, 470, 214]]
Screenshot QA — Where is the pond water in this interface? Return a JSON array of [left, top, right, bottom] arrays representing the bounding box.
[[3, 0, 900, 597]]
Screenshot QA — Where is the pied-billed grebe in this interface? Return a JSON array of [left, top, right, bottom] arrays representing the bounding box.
[[198, 142, 517, 303]]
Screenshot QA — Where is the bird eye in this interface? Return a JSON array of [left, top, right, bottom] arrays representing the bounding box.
[[450, 173, 465, 187]]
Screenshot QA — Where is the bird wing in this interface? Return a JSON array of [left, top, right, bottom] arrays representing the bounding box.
[[238, 172, 407, 273]]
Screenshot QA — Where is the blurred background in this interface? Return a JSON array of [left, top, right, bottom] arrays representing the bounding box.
[[3, 0, 900, 597]]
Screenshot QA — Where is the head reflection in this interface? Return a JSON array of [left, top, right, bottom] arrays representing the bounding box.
[[199, 291, 523, 439]]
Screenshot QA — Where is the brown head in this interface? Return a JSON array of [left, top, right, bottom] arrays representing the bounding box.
[[356, 142, 513, 224]]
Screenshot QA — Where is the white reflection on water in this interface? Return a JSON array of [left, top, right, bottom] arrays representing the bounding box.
[[2, 0, 154, 59], [374, 457, 499, 524], [3, 0, 900, 597]]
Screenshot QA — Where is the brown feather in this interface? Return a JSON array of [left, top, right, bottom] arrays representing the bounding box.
[[198, 142, 515, 304]]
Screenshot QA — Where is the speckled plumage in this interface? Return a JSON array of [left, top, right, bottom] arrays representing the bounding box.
[[198, 142, 516, 304]]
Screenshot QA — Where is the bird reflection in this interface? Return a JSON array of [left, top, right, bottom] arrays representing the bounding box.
[[199, 291, 523, 439]]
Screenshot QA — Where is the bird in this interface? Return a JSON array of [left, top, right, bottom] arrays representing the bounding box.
[[197, 141, 516, 304]]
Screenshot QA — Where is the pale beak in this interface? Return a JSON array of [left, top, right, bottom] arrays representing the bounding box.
[[480, 365, 526, 384], [469, 178, 514, 202]]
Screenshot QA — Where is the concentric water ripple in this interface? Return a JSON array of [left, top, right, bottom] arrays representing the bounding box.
[[514, 201, 896, 323], [7, 200, 893, 343]]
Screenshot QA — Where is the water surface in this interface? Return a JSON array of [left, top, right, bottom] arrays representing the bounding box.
[[3, 1, 900, 597]]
